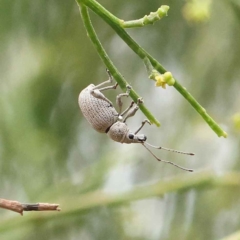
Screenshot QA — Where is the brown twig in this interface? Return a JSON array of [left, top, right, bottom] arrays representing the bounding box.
[[0, 198, 60, 216]]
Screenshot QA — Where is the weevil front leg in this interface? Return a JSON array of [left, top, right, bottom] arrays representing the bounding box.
[[134, 120, 151, 134], [123, 98, 143, 123]]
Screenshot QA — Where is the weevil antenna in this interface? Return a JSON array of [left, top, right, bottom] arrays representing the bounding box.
[[141, 143, 194, 172], [144, 142, 194, 156]]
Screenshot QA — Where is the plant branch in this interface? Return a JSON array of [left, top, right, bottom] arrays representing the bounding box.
[[0, 198, 60, 215], [0, 171, 239, 230], [77, 0, 227, 138], [67, 171, 240, 211], [120, 5, 169, 28], [77, 2, 160, 126]]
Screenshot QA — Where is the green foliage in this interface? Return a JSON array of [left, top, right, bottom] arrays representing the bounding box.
[[0, 1, 240, 240]]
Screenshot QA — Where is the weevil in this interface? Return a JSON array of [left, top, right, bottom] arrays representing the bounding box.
[[78, 70, 194, 172]]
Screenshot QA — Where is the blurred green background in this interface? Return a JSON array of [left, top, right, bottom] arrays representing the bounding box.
[[0, 0, 240, 239]]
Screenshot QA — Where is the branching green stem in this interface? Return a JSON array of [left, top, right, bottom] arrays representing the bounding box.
[[77, 0, 227, 138], [120, 5, 169, 28], [144, 57, 175, 88], [77, 3, 160, 126]]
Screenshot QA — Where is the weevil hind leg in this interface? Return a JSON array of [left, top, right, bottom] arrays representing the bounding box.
[[93, 69, 118, 92], [90, 89, 113, 105], [97, 83, 118, 92], [90, 70, 118, 104]]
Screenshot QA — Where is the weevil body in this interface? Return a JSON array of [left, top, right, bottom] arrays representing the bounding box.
[[78, 71, 147, 144], [79, 84, 119, 133], [78, 70, 194, 172]]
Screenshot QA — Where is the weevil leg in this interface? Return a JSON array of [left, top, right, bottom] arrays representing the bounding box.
[[92, 79, 113, 90], [123, 105, 139, 122], [134, 120, 151, 134], [123, 98, 144, 122], [97, 83, 118, 92], [91, 70, 118, 104], [136, 98, 144, 105], [116, 85, 131, 114], [120, 101, 134, 117], [90, 89, 113, 105], [93, 69, 118, 91]]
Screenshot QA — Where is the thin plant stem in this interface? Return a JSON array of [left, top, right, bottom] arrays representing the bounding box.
[[120, 5, 169, 28], [76, 0, 227, 138], [1, 171, 240, 232], [77, 3, 160, 126]]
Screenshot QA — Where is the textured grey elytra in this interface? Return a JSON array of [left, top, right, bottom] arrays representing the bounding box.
[[78, 84, 119, 133], [78, 79, 147, 144]]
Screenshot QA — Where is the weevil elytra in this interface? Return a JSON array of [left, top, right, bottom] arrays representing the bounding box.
[[78, 70, 194, 172]]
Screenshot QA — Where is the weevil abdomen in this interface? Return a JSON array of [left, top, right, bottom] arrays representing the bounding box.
[[78, 84, 119, 133]]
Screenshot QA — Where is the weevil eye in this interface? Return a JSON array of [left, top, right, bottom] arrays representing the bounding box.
[[128, 133, 134, 139]]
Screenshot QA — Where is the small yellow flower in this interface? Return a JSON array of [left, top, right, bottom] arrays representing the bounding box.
[[155, 75, 166, 88]]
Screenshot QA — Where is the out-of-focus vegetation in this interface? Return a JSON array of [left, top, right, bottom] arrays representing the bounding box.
[[0, 0, 239, 239]]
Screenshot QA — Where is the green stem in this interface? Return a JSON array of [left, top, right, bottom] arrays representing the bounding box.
[[120, 5, 169, 28], [77, 0, 165, 67], [77, 3, 160, 126], [143, 57, 155, 76], [0, 171, 240, 232], [77, 0, 227, 138], [173, 81, 226, 137]]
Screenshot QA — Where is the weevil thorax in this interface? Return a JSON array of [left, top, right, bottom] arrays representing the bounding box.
[[78, 84, 119, 133], [107, 121, 147, 144]]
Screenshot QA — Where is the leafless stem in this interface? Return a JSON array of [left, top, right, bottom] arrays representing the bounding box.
[[0, 198, 60, 216]]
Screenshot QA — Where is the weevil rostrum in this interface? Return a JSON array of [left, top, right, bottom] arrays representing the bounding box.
[[78, 70, 194, 172]]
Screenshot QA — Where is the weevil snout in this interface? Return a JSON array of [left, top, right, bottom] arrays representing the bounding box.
[[128, 133, 147, 142]]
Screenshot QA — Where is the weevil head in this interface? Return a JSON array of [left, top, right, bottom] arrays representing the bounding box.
[[107, 121, 147, 144]]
